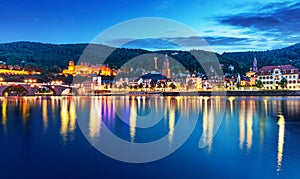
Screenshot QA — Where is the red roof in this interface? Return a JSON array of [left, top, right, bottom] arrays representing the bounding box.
[[258, 65, 298, 75]]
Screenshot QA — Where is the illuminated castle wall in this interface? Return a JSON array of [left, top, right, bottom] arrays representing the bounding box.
[[62, 61, 117, 76]]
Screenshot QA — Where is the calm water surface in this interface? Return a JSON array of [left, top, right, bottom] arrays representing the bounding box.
[[0, 96, 300, 178]]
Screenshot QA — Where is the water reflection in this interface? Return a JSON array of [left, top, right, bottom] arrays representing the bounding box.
[[239, 100, 245, 149], [89, 97, 102, 142], [0, 96, 299, 175], [60, 98, 76, 142], [246, 100, 254, 150], [168, 97, 175, 144], [42, 100, 48, 131], [1, 98, 7, 134], [129, 97, 136, 142], [21, 98, 30, 124], [277, 114, 285, 174]]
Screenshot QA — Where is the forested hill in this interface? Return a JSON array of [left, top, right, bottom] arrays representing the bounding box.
[[0, 42, 87, 72], [0, 41, 149, 72], [221, 43, 300, 72], [0, 41, 300, 74]]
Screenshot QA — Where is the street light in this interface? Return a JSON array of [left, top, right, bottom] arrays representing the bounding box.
[[24, 79, 36, 84]]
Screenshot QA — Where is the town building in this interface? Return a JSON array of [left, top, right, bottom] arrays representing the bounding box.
[[245, 56, 259, 86], [186, 75, 202, 90], [246, 70, 257, 86], [201, 66, 224, 90], [257, 65, 298, 90]]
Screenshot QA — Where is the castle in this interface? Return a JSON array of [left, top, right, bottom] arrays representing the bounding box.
[[62, 61, 117, 76]]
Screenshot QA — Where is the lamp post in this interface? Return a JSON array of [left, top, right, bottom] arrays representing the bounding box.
[[24, 79, 36, 88]]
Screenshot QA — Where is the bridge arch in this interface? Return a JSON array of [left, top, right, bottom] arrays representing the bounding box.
[[0, 84, 32, 96], [0, 83, 79, 96], [35, 86, 57, 96], [61, 87, 79, 95]]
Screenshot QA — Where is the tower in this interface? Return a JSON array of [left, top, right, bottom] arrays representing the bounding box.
[[154, 57, 158, 70], [253, 56, 258, 72], [162, 54, 171, 78], [68, 60, 75, 72]]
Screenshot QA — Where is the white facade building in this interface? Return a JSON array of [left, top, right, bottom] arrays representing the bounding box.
[[257, 65, 298, 90]]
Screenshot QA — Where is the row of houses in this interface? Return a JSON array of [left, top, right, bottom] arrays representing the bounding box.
[[110, 63, 300, 91], [187, 64, 300, 90], [78, 57, 300, 92]]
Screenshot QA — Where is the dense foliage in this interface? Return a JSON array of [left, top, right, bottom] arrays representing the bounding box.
[[0, 41, 299, 75]]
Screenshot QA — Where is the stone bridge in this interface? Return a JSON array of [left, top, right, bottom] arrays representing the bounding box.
[[0, 82, 79, 96]]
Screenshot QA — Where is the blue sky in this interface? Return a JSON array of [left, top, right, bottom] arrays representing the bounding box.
[[0, 0, 300, 53]]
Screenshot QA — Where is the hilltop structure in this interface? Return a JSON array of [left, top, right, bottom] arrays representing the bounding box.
[[0, 60, 41, 75], [62, 61, 117, 76]]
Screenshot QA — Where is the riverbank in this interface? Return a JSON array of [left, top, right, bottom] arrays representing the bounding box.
[[99, 90, 300, 96], [161, 90, 300, 96], [6, 90, 300, 97]]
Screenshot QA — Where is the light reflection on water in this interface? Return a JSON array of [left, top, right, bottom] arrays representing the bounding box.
[[0, 96, 300, 178], [277, 114, 285, 174]]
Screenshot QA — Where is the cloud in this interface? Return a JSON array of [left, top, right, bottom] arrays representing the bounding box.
[[152, 0, 175, 10], [105, 36, 252, 51], [106, 38, 181, 50], [216, 2, 300, 41], [204, 36, 251, 46]]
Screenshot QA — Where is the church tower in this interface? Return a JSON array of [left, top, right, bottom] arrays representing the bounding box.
[[154, 57, 158, 70], [162, 54, 171, 78], [253, 56, 258, 72]]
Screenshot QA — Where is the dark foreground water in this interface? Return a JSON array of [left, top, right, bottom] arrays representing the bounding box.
[[0, 96, 300, 178]]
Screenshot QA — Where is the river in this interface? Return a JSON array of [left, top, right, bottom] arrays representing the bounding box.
[[0, 96, 299, 178]]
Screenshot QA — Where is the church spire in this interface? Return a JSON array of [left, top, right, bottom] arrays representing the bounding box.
[[162, 53, 171, 78], [253, 55, 258, 72]]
